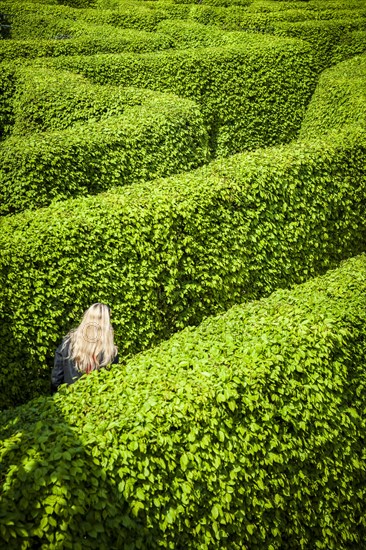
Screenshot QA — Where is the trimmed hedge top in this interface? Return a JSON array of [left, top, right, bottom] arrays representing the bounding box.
[[0, 78, 209, 215], [300, 53, 366, 139], [0, 253, 365, 548], [0, 0, 366, 408], [46, 36, 319, 156], [1, 121, 365, 408]]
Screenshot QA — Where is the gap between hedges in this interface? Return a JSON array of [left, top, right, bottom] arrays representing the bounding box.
[[0, 122, 365, 409], [0, 253, 365, 548]]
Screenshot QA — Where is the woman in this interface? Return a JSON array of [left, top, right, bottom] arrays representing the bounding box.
[[51, 303, 119, 393]]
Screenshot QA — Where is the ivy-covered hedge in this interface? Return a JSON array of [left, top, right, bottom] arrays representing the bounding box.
[[47, 36, 318, 156], [300, 53, 366, 139], [0, 254, 365, 548], [1, 123, 365, 408], [0, 84, 208, 215]]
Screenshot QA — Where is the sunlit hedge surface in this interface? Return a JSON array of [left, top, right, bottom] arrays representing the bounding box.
[[0, 67, 208, 215], [46, 36, 318, 156], [1, 122, 365, 409], [0, 254, 365, 548], [300, 54, 366, 139]]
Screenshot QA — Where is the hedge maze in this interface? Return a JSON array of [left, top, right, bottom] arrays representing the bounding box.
[[0, 0, 366, 547]]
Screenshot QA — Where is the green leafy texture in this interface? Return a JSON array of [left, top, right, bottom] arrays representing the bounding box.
[[0, 8, 175, 60], [331, 30, 366, 64], [0, 68, 209, 214], [0, 0, 191, 34], [44, 36, 319, 156], [0, 63, 15, 139], [0, 122, 365, 408], [300, 53, 366, 140], [0, 254, 365, 548], [182, 0, 366, 68], [271, 18, 366, 70], [10, 68, 160, 136]]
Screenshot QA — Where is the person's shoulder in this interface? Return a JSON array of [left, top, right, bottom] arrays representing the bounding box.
[[56, 336, 70, 355]]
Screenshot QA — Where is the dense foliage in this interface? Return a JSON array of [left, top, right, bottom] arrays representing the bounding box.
[[300, 54, 366, 139], [46, 37, 318, 157], [1, 121, 365, 408], [1, 0, 366, 546], [1, 44, 366, 407], [0, 254, 365, 548], [0, 67, 208, 214]]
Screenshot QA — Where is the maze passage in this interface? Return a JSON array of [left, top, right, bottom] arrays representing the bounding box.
[[0, 0, 366, 408], [0, 1, 366, 548], [0, 67, 208, 214], [1, 52, 366, 408], [0, 253, 365, 548]]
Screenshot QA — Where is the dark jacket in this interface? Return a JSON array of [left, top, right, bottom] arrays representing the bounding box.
[[51, 338, 119, 393]]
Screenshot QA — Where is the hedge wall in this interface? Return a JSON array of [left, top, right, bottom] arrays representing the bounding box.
[[300, 53, 366, 140], [0, 4, 174, 58], [184, 3, 366, 68], [0, 84, 208, 215], [155, 19, 260, 49], [75, 4, 190, 31], [156, 19, 228, 47], [0, 63, 15, 140], [0, 0, 182, 34], [0, 30, 174, 61], [331, 29, 366, 63], [47, 36, 319, 156], [9, 67, 178, 135], [0, 253, 365, 548], [1, 122, 365, 408], [188, 3, 366, 30], [272, 18, 366, 69]]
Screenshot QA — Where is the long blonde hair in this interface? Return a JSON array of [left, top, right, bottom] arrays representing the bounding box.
[[64, 303, 117, 373]]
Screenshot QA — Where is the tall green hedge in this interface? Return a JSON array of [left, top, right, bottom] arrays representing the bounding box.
[[0, 253, 365, 548], [46, 36, 319, 156], [74, 3, 190, 31], [0, 84, 208, 215], [300, 53, 366, 139], [0, 30, 174, 61], [184, 2, 366, 67], [331, 29, 366, 63], [1, 123, 365, 408], [8, 67, 176, 135], [0, 4, 174, 58], [0, 0, 183, 34], [272, 18, 366, 69], [0, 63, 15, 139]]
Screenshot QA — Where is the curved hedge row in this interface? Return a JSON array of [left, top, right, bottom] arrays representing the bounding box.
[[1, 121, 365, 408], [0, 253, 365, 548], [0, 82, 208, 215], [185, 2, 366, 67], [0, 3, 175, 59], [9, 67, 187, 135], [300, 53, 366, 139], [46, 36, 318, 156], [0, 29, 174, 61], [272, 17, 366, 68], [0, 0, 177, 33]]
